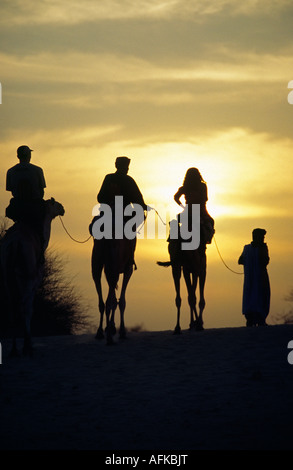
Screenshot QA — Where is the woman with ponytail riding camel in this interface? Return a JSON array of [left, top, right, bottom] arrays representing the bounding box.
[[174, 167, 214, 245]]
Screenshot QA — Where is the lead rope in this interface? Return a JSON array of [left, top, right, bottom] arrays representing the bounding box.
[[146, 211, 243, 276], [151, 207, 167, 226], [58, 207, 161, 242], [59, 216, 92, 244], [213, 236, 243, 275], [136, 206, 167, 235], [59, 211, 243, 276]]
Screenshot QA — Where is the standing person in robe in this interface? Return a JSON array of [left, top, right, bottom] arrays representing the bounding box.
[[238, 228, 271, 326]]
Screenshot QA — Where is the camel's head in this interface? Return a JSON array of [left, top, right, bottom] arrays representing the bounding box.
[[46, 197, 65, 218]]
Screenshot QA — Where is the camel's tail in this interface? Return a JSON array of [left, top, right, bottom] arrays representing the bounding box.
[[157, 261, 171, 267]]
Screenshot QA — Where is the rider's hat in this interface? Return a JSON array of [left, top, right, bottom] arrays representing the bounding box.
[[17, 145, 33, 157], [115, 156, 130, 168]]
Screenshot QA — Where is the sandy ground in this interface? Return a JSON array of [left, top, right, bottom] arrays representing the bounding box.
[[1, 323, 293, 454]]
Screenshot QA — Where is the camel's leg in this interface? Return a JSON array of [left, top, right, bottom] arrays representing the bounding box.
[[118, 264, 133, 339], [172, 265, 182, 334], [191, 272, 200, 328], [91, 242, 105, 339], [96, 308, 105, 339], [10, 338, 19, 357], [21, 285, 35, 357], [3, 251, 20, 357], [9, 307, 20, 358], [183, 269, 197, 329], [105, 286, 118, 345], [7, 278, 34, 357], [197, 251, 206, 331], [104, 266, 119, 345], [109, 306, 117, 334], [93, 268, 105, 339], [7, 294, 20, 357]]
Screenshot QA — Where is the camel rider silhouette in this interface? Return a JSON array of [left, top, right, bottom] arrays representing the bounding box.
[[174, 167, 215, 246], [98, 156, 148, 211], [97, 156, 149, 231], [93, 156, 149, 267], [6, 145, 47, 254]]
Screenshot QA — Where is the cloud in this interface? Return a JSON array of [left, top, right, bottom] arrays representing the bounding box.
[[1, 46, 291, 139], [0, 0, 291, 25], [1, 47, 292, 87]]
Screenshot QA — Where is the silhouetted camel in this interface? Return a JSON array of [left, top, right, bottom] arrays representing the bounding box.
[[0, 198, 65, 356], [157, 221, 206, 334], [91, 236, 136, 345]]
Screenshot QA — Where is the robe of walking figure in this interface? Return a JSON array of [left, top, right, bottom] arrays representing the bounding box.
[[238, 228, 270, 326]]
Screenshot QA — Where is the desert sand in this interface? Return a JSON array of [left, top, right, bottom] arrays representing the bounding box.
[[1, 323, 293, 454]]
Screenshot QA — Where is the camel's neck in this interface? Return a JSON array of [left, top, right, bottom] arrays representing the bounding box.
[[43, 212, 53, 250]]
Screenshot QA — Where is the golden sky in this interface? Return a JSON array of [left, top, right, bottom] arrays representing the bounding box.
[[1, 0, 293, 332]]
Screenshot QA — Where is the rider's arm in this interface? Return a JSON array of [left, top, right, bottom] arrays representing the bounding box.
[[174, 186, 184, 206]]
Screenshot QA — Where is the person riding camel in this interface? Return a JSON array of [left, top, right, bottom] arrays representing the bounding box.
[[97, 156, 148, 211], [174, 167, 215, 246], [6, 145, 47, 255], [93, 156, 149, 268]]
